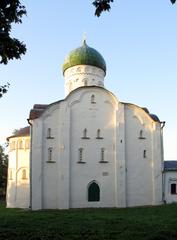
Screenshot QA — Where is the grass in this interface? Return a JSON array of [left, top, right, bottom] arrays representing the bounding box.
[[0, 201, 177, 240]]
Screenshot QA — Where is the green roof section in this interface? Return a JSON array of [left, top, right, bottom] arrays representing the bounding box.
[[62, 40, 106, 74]]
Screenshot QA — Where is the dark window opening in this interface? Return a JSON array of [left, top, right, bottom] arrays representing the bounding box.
[[91, 94, 96, 104], [143, 150, 147, 158], [47, 128, 54, 139], [171, 183, 177, 194], [139, 130, 146, 139], [48, 147, 52, 161], [22, 169, 27, 179], [77, 148, 85, 163], [88, 182, 100, 202], [82, 128, 90, 139], [96, 129, 103, 139]]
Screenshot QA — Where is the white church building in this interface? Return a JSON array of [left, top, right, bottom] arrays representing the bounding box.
[[6, 40, 169, 209]]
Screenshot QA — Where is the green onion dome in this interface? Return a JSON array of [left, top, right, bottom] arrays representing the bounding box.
[[62, 40, 106, 74]]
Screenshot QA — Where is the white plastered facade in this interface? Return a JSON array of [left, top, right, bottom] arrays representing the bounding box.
[[30, 84, 163, 210], [6, 136, 30, 208]]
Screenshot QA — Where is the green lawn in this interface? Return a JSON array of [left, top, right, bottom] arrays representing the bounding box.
[[0, 201, 177, 240]]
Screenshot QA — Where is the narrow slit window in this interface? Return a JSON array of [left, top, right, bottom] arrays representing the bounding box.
[[101, 148, 105, 162], [78, 148, 83, 162], [140, 130, 143, 138], [82, 128, 89, 139], [18, 140, 23, 149], [139, 130, 146, 139], [83, 79, 87, 86], [48, 147, 53, 161], [96, 129, 103, 139], [97, 129, 100, 138], [47, 128, 54, 139], [22, 169, 27, 179], [47, 128, 51, 138], [84, 128, 87, 138], [143, 150, 147, 158], [25, 140, 30, 149], [91, 94, 96, 104]]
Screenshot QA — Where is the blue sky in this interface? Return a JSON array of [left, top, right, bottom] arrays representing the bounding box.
[[1, 0, 177, 159]]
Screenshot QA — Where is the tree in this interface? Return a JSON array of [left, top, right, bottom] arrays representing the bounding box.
[[0, 83, 10, 98], [92, 0, 176, 17], [0, 145, 8, 199], [0, 0, 27, 64], [0, 0, 26, 97]]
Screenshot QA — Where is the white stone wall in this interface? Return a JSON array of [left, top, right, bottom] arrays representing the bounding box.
[[64, 65, 105, 96], [6, 136, 30, 208], [68, 88, 118, 208], [124, 104, 163, 207], [30, 86, 163, 209], [164, 171, 177, 203], [31, 103, 71, 210], [31, 118, 43, 210]]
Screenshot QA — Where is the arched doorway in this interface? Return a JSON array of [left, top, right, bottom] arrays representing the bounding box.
[[88, 181, 100, 202]]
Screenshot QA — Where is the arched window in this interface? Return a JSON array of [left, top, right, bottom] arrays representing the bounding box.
[[18, 140, 23, 149], [96, 129, 103, 139], [25, 140, 30, 149], [48, 147, 53, 161], [78, 148, 83, 162], [99, 148, 108, 163], [97, 129, 100, 138], [139, 130, 146, 139], [22, 169, 27, 179], [88, 181, 100, 202], [47, 128, 51, 138], [46, 128, 54, 139], [143, 150, 147, 158], [84, 128, 87, 137], [91, 94, 96, 104], [101, 148, 105, 161], [83, 78, 88, 86], [82, 128, 89, 139]]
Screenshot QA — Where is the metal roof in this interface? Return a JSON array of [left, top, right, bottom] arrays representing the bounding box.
[[164, 161, 177, 171], [62, 40, 106, 74]]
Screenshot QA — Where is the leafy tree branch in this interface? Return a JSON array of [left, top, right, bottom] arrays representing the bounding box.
[[92, 0, 176, 17]]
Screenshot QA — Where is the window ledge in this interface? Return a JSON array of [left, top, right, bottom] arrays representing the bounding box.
[[96, 137, 104, 139], [99, 161, 108, 163], [46, 137, 54, 139], [139, 137, 146, 139], [46, 161, 56, 163], [81, 137, 90, 139], [77, 161, 86, 164]]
